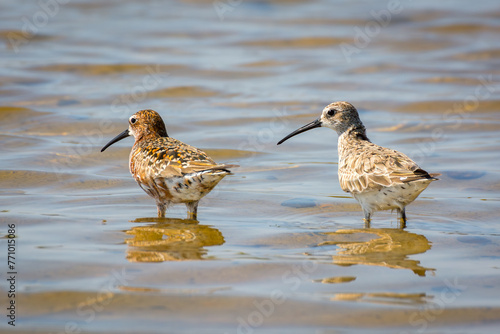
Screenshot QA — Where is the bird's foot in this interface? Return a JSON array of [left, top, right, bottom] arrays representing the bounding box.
[[187, 211, 198, 221]]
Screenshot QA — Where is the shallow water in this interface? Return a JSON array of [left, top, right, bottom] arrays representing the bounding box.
[[1, 0, 500, 333]]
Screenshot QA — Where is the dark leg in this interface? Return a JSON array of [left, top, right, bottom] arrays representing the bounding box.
[[157, 202, 167, 218], [398, 208, 407, 229], [363, 210, 371, 228], [186, 201, 199, 220]]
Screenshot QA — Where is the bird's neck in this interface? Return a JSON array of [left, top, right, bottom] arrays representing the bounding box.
[[337, 125, 370, 157], [136, 130, 168, 144], [342, 124, 370, 142]]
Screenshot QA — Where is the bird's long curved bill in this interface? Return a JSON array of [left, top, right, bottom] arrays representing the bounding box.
[[101, 129, 130, 152], [277, 119, 322, 145]]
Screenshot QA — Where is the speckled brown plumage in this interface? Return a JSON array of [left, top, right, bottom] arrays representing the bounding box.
[[101, 109, 237, 219], [278, 101, 439, 226]]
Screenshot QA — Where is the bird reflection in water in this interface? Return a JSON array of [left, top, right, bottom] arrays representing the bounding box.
[[318, 228, 434, 276], [125, 217, 224, 262]]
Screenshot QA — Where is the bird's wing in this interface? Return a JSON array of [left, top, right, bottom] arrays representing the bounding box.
[[339, 145, 436, 194], [134, 137, 237, 179]]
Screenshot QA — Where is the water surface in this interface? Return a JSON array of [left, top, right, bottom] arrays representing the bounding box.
[[1, 0, 500, 333]]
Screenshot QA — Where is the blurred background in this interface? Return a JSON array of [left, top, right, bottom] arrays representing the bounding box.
[[1, 0, 499, 333]]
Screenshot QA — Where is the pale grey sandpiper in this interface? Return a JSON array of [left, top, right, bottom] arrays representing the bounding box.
[[277, 101, 439, 227]]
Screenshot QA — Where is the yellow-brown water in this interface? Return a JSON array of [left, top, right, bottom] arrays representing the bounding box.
[[1, 0, 500, 332]]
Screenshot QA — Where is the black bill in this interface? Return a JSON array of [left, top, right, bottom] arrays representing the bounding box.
[[277, 118, 322, 145], [101, 129, 130, 152]]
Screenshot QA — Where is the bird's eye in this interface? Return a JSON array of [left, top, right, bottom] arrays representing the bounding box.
[[326, 109, 336, 117], [130, 117, 137, 124]]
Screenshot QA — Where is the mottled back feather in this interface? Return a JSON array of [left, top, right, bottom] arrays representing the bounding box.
[[130, 136, 235, 181], [338, 131, 438, 194]]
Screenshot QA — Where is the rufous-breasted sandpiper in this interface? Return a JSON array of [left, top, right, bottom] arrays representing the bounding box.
[[101, 109, 238, 220]]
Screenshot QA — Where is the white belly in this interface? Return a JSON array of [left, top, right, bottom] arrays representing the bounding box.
[[165, 171, 227, 203], [138, 170, 228, 204], [352, 180, 433, 213]]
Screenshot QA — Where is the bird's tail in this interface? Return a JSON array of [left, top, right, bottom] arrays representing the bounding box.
[[401, 170, 441, 182], [207, 164, 239, 174], [428, 173, 441, 180]]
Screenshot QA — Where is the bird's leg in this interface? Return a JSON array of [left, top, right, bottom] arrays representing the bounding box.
[[156, 202, 167, 218], [398, 208, 407, 229], [186, 201, 199, 221], [363, 211, 371, 228]]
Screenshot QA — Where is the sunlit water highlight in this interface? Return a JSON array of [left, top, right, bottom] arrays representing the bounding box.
[[1, 0, 499, 333]]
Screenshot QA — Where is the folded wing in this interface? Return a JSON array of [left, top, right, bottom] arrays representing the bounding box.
[[339, 146, 439, 194]]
